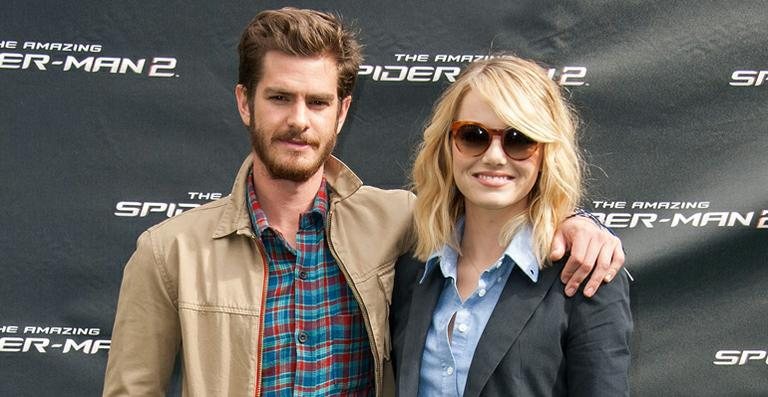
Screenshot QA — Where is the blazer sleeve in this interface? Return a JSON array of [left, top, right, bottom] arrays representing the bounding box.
[[102, 231, 181, 396], [389, 252, 424, 380], [566, 269, 633, 397]]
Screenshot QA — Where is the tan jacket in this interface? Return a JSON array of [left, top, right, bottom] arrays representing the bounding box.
[[103, 154, 415, 396]]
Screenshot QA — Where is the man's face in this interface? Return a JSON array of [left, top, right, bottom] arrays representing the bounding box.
[[235, 50, 351, 182]]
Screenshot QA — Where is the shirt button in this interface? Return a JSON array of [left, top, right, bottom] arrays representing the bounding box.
[[478, 288, 487, 297], [446, 366, 454, 375], [297, 331, 309, 344], [298, 271, 308, 280], [457, 323, 469, 333]]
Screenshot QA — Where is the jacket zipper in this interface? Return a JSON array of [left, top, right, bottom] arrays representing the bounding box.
[[250, 234, 269, 397], [325, 206, 383, 396]]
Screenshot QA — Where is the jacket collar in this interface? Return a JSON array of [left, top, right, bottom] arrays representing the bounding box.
[[212, 153, 363, 239], [399, 257, 564, 397]]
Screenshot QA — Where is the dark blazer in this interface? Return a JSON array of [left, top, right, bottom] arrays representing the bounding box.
[[390, 254, 632, 397]]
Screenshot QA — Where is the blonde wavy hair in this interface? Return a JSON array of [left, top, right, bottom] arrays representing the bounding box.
[[411, 55, 583, 267]]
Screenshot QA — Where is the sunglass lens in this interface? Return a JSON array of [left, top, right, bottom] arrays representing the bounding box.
[[503, 130, 537, 159], [456, 125, 490, 155]]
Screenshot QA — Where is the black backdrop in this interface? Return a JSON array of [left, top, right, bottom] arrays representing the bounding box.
[[1, 1, 766, 395]]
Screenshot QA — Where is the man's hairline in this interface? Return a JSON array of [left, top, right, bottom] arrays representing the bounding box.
[[243, 49, 350, 103]]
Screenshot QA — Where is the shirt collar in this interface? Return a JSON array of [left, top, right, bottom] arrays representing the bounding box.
[[245, 169, 329, 236], [421, 219, 539, 283], [213, 154, 362, 239]]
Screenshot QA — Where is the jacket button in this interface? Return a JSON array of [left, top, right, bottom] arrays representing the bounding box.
[[298, 271, 308, 280], [297, 331, 309, 344]]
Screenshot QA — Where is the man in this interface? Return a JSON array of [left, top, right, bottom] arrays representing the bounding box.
[[103, 8, 624, 396]]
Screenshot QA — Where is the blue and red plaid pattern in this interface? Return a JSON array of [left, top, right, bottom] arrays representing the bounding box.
[[246, 171, 374, 396]]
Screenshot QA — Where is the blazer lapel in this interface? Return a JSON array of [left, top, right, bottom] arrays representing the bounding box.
[[463, 261, 564, 397], [397, 266, 445, 396]]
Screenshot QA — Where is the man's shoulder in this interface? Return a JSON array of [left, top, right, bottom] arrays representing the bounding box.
[[342, 185, 416, 224], [331, 186, 416, 254], [144, 195, 232, 240], [349, 185, 415, 207]]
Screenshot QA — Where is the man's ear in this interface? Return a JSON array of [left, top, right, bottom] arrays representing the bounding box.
[[235, 84, 251, 126], [335, 95, 352, 134]]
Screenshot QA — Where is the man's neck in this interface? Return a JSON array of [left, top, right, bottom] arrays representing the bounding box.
[[250, 157, 325, 247]]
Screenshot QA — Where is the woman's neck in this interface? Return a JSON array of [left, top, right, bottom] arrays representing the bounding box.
[[459, 204, 525, 267]]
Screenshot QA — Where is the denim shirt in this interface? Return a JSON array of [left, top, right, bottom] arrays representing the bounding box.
[[417, 221, 539, 397]]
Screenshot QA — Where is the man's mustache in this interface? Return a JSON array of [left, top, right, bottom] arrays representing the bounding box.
[[271, 129, 320, 147]]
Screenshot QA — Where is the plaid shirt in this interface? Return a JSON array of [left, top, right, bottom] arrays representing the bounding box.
[[246, 171, 374, 396]]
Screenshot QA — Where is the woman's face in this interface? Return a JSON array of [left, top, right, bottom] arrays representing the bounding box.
[[451, 89, 542, 217]]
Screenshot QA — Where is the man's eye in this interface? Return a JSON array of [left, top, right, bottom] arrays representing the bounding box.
[[269, 95, 288, 102]]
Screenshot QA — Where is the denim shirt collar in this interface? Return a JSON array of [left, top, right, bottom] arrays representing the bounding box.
[[421, 218, 539, 284]]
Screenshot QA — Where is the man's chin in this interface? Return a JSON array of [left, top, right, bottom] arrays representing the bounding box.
[[265, 159, 323, 182], [252, 142, 332, 182]]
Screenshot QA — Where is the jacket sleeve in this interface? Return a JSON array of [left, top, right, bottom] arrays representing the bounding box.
[[102, 230, 181, 396], [566, 269, 633, 397]]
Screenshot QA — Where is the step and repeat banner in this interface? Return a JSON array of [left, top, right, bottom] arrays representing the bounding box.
[[1, 1, 766, 395]]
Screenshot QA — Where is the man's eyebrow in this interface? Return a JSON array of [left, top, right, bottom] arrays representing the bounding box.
[[308, 93, 336, 102], [262, 86, 335, 100], [263, 87, 293, 96]]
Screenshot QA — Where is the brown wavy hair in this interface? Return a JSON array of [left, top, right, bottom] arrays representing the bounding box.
[[238, 7, 363, 102]]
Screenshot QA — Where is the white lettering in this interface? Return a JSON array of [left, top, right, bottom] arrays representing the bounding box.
[[0, 337, 24, 352], [119, 58, 145, 74], [0, 53, 23, 69], [114, 201, 201, 218], [670, 213, 701, 227], [757, 210, 768, 229], [713, 350, 741, 365], [148, 57, 177, 77], [62, 339, 91, 353], [22, 337, 49, 352], [63, 56, 93, 72], [559, 66, 587, 86]]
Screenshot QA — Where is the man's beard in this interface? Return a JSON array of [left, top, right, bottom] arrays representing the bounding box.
[[249, 118, 337, 182]]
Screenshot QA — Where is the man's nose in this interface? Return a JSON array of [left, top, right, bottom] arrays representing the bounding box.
[[286, 102, 310, 131]]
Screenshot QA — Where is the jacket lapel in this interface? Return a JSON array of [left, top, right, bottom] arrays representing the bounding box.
[[463, 261, 563, 397], [397, 266, 445, 396]]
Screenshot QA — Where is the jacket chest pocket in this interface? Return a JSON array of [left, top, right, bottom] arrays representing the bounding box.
[[176, 305, 261, 393]]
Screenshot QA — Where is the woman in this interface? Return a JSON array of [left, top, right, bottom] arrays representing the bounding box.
[[390, 56, 632, 396]]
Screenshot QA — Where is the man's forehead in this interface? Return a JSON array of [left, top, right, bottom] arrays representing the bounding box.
[[257, 51, 339, 96]]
